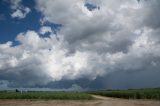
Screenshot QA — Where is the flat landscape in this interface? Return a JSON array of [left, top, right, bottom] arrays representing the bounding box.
[[0, 89, 160, 106], [0, 95, 160, 106]]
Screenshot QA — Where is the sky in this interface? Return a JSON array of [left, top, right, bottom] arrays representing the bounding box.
[[0, 0, 160, 91]]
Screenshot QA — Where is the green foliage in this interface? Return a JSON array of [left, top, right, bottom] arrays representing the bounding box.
[[89, 88, 160, 100], [0, 91, 93, 100]]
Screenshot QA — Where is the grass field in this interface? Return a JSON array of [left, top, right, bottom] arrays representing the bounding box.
[[0, 91, 93, 100], [89, 88, 160, 100], [1, 88, 160, 100]]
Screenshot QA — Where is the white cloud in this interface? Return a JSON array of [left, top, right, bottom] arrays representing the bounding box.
[[10, 0, 21, 9], [39, 26, 52, 35], [0, 30, 93, 86], [11, 7, 30, 19], [35, 0, 160, 82], [1, 0, 160, 88], [1, 26, 160, 87], [10, 0, 31, 19], [67, 84, 84, 91]]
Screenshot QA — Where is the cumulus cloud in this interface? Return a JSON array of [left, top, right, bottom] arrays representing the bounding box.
[[1, 0, 160, 89], [39, 26, 52, 35], [0, 30, 98, 87], [9, 0, 31, 19], [11, 7, 30, 19]]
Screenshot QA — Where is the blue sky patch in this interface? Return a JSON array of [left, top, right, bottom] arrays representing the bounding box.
[[0, 0, 62, 44], [84, 3, 100, 11]]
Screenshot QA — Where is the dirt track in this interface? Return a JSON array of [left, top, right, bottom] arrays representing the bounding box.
[[0, 95, 160, 106]]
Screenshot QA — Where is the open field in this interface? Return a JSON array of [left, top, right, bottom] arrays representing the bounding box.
[[0, 91, 93, 100], [0, 90, 160, 106], [88, 88, 160, 100], [0, 95, 160, 106]]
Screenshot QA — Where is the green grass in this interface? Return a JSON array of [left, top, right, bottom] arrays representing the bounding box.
[[0, 91, 93, 100], [88, 88, 160, 100]]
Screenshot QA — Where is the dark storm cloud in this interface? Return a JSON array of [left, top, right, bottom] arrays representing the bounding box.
[[142, 0, 160, 29]]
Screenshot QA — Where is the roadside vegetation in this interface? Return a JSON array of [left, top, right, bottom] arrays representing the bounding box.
[[0, 91, 93, 100], [89, 88, 160, 100]]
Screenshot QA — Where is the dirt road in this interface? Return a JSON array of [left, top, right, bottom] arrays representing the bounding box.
[[0, 95, 160, 106]]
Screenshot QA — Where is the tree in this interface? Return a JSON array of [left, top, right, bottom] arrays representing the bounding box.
[[15, 89, 19, 92]]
